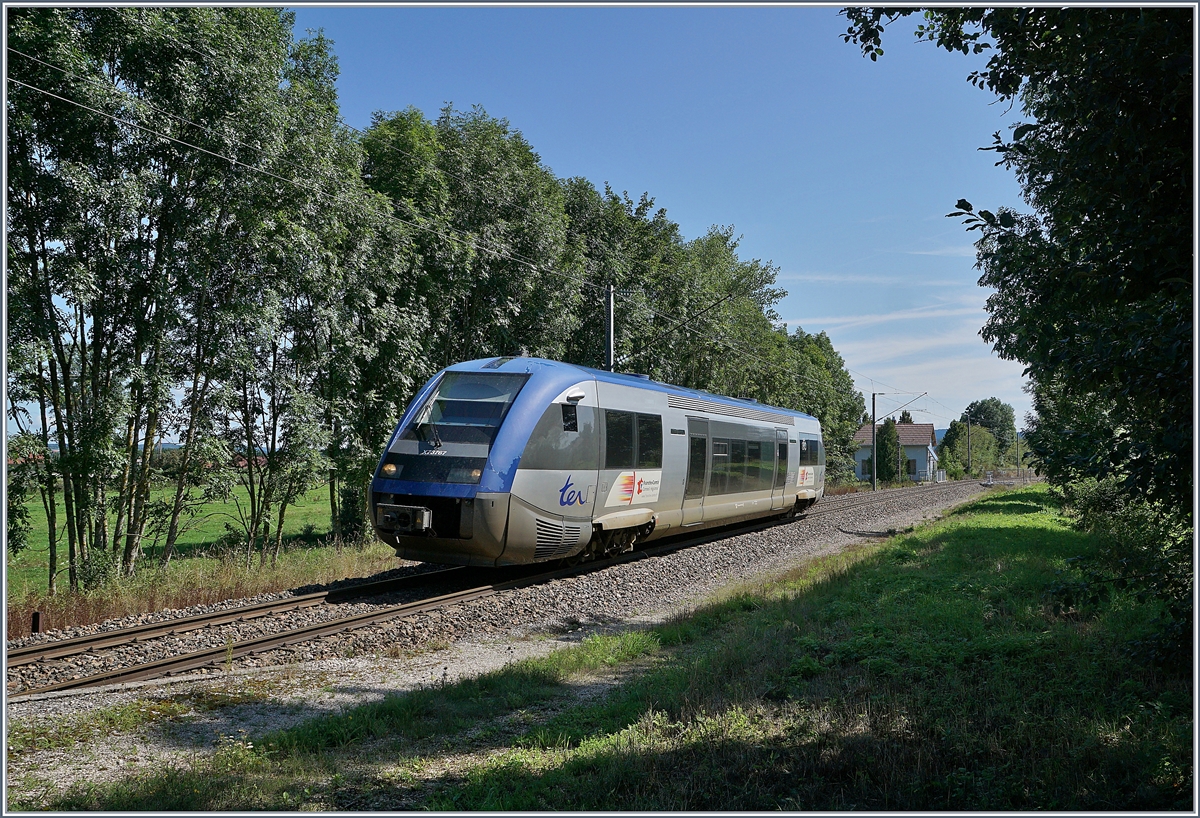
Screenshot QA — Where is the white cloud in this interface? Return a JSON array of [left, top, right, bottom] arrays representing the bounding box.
[[847, 351, 1031, 425], [785, 303, 983, 332], [834, 330, 986, 368]]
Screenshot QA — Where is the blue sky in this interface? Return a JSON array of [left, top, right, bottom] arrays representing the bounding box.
[[292, 4, 1032, 429]]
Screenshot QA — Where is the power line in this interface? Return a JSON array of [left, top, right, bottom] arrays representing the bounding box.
[[71, 16, 934, 397], [9, 32, 964, 416], [7, 63, 838, 397], [6, 71, 611, 303]]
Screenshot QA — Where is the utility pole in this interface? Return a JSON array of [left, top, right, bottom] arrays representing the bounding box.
[[966, 413, 972, 476], [605, 283, 615, 372], [871, 393, 877, 491], [1015, 423, 1020, 482]]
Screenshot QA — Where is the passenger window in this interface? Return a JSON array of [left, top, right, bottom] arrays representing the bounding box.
[[636, 413, 663, 469], [728, 439, 746, 493], [747, 440, 764, 491], [604, 410, 635, 470], [711, 439, 729, 495], [561, 404, 578, 433]]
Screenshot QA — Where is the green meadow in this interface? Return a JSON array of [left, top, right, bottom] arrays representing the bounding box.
[[12, 485, 1190, 811], [6, 485, 399, 638]]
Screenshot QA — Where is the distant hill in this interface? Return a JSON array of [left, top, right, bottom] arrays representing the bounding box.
[[935, 429, 948, 444]]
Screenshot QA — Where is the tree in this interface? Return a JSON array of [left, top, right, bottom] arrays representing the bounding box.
[[7, 8, 409, 581], [841, 8, 1191, 508], [961, 397, 1015, 454], [787, 328, 865, 484], [875, 418, 902, 482], [898, 409, 914, 424], [939, 419, 998, 478]]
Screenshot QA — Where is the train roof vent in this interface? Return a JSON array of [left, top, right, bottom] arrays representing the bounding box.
[[667, 394, 795, 426], [482, 357, 514, 369]]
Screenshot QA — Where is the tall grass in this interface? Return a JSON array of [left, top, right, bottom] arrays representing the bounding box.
[[17, 486, 1192, 811], [6, 541, 398, 639]]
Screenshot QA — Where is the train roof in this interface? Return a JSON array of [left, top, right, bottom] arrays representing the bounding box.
[[446, 356, 819, 424]]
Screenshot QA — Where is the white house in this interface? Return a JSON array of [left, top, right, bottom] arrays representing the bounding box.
[[853, 422, 939, 481]]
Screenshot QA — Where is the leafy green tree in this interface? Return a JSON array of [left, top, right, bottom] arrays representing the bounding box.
[[6, 434, 39, 557], [787, 328, 865, 484], [7, 7, 315, 581], [874, 418, 901, 482], [961, 397, 1015, 455], [939, 419, 1000, 477], [898, 409, 914, 424], [842, 7, 1191, 508]]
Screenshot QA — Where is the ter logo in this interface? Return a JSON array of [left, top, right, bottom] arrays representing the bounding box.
[[559, 476, 592, 507]]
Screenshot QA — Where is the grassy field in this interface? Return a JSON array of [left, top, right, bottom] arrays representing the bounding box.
[[11, 485, 1192, 810], [8, 483, 335, 600], [6, 484, 401, 639]]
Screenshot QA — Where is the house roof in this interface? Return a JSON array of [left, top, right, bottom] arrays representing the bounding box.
[[853, 422, 937, 448]]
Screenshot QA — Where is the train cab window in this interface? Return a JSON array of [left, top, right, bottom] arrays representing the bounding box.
[[605, 411, 663, 470], [799, 437, 820, 467], [636, 413, 663, 469], [604, 410, 635, 470], [520, 402, 599, 470]]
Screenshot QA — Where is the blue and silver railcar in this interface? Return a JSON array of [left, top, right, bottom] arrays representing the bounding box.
[[371, 357, 824, 566]]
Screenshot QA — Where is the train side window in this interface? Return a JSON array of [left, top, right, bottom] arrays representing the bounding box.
[[775, 441, 788, 488], [711, 439, 729, 495], [636, 413, 663, 469], [561, 404, 578, 433], [604, 410, 635, 470], [729, 439, 746, 493], [747, 440, 765, 492]]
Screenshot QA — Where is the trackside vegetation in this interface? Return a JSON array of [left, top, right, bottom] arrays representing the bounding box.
[[17, 486, 1190, 811]]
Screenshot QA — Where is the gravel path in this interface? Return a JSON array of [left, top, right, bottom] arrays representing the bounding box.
[[5, 482, 989, 806]]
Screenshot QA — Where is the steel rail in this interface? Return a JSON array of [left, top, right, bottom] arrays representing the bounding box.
[[6, 566, 467, 668], [8, 481, 983, 698]]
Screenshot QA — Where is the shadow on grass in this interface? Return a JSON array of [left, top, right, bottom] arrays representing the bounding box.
[[25, 486, 1191, 811]]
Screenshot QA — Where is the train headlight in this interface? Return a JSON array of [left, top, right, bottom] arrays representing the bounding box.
[[470, 468, 481, 480], [382, 463, 397, 476]]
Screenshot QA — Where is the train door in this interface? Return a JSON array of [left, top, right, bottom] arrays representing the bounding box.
[[681, 418, 709, 525], [771, 429, 789, 510]]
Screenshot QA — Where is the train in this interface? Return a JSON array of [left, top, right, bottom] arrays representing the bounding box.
[[371, 356, 825, 567]]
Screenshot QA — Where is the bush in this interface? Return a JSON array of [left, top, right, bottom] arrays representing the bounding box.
[[1057, 478, 1192, 672], [78, 549, 119, 591], [337, 483, 369, 546]]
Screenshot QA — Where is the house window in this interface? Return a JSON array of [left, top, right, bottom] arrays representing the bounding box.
[[906, 458, 916, 475]]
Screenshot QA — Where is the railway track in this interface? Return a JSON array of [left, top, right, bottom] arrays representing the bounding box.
[[7, 480, 976, 699]]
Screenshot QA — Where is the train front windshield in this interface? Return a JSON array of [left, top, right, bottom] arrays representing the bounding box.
[[384, 372, 529, 484]]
